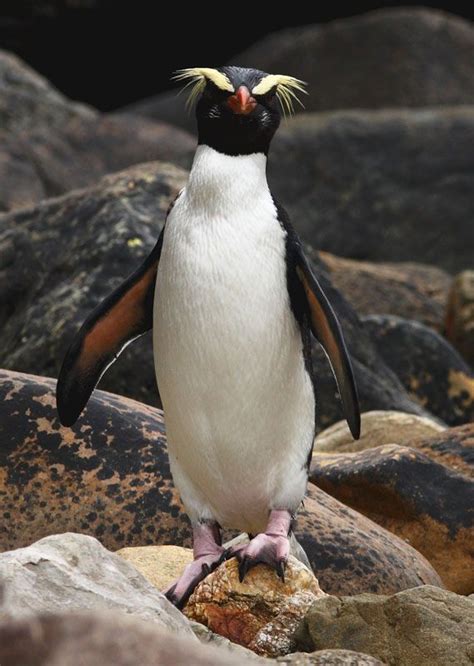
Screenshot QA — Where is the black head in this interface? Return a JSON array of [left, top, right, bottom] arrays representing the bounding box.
[[174, 66, 306, 156]]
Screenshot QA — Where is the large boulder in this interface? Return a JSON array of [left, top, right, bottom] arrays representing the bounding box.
[[313, 410, 446, 454], [0, 611, 252, 666], [0, 370, 441, 599], [445, 270, 474, 366], [268, 108, 474, 273], [318, 253, 452, 332], [296, 586, 474, 666], [363, 315, 474, 425], [127, 8, 474, 130], [0, 533, 192, 636], [415, 423, 474, 479], [0, 370, 192, 552], [0, 161, 429, 427], [0, 49, 194, 212], [310, 443, 474, 593]]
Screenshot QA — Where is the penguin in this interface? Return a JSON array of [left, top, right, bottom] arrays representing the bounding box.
[[56, 66, 360, 609]]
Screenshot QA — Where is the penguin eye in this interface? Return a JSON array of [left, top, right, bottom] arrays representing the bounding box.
[[204, 80, 233, 100]]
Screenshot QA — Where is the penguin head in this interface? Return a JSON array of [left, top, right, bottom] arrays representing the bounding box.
[[174, 66, 307, 156]]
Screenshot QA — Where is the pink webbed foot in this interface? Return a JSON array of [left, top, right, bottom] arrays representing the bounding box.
[[163, 548, 227, 609], [163, 520, 227, 609], [233, 509, 292, 583]]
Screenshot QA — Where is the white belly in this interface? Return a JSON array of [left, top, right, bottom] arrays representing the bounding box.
[[152, 147, 315, 533]]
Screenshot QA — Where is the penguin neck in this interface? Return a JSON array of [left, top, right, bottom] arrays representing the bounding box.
[[186, 145, 269, 209]]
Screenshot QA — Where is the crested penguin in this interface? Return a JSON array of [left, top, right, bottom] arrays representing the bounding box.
[[57, 66, 360, 609]]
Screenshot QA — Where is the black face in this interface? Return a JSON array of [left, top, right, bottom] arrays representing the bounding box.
[[196, 66, 281, 156]]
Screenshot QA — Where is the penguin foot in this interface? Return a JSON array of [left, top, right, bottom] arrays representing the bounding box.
[[235, 532, 290, 583], [163, 547, 227, 609]]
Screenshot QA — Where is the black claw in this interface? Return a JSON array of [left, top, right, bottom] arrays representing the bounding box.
[[276, 559, 286, 583], [238, 556, 251, 583]]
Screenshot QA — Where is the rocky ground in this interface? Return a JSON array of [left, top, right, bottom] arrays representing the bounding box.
[[0, 7, 473, 666]]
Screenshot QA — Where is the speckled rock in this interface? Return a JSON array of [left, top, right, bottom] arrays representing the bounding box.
[[128, 8, 474, 128], [363, 315, 474, 425], [0, 369, 443, 595], [0, 533, 193, 637], [446, 270, 474, 366], [277, 651, 386, 665], [414, 423, 474, 479], [0, 370, 191, 551], [0, 611, 254, 666], [296, 586, 474, 666], [184, 556, 325, 657], [0, 162, 186, 406], [313, 410, 445, 454], [318, 253, 452, 332], [310, 444, 473, 593], [297, 484, 443, 595], [116, 545, 193, 592]]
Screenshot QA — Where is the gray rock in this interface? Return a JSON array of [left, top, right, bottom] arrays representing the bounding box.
[[446, 270, 474, 366], [0, 610, 254, 665], [363, 315, 474, 425], [277, 651, 385, 665], [0, 533, 193, 637], [0, 49, 194, 212], [297, 585, 474, 666], [127, 8, 474, 130], [269, 107, 474, 273]]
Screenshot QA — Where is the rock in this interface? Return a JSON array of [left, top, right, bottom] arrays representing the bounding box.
[[0, 369, 442, 596], [0, 49, 194, 212], [310, 444, 474, 593], [128, 8, 474, 130], [296, 484, 443, 596], [445, 270, 474, 366], [0, 162, 186, 405], [116, 545, 193, 592], [0, 610, 253, 666], [0, 533, 192, 636], [0, 370, 192, 551], [313, 410, 446, 454], [363, 315, 474, 425], [269, 108, 474, 273], [415, 423, 474, 479], [318, 252, 452, 332], [0, 163, 428, 429], [276, 651, 386, 665], [184, 556, 325, 657], [296, 585, 474, 666]]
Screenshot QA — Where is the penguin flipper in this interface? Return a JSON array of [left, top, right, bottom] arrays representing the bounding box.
[[295, 251, 361, 440], [56, 229, 164, 427]]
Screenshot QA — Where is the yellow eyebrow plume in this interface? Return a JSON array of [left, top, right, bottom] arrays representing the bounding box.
[[252, 74, 307, 117], [173, 68, 234, 109]]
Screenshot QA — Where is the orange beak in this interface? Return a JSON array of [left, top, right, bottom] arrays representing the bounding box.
[[227, 86, 257, 115]]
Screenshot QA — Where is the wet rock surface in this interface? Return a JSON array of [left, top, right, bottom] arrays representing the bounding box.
[[310, 443, 474, 593]]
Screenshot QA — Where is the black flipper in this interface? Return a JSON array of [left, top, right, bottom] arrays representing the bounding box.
[[276, 200, 361, 440], [56, 228, 164, 427]]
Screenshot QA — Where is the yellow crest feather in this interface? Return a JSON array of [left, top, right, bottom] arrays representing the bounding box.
[[252, 74, 307, 117], [173, 67, 234, 110]]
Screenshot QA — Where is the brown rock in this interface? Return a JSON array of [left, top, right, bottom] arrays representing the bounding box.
[[313, 410, 445, 454], [296, 586, 474, 666], [0, 370, 191, 552], [116, 545, 193, 592], [184, 555, 325, 657], [445, 270, 474, 366], [414, 422, 474, 479], [297, 484, 443, 596], [319, 252, 452, 332], [310, 444, 473, 593], [0, 610, 254, 666], [277, 651, 386, 665]]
